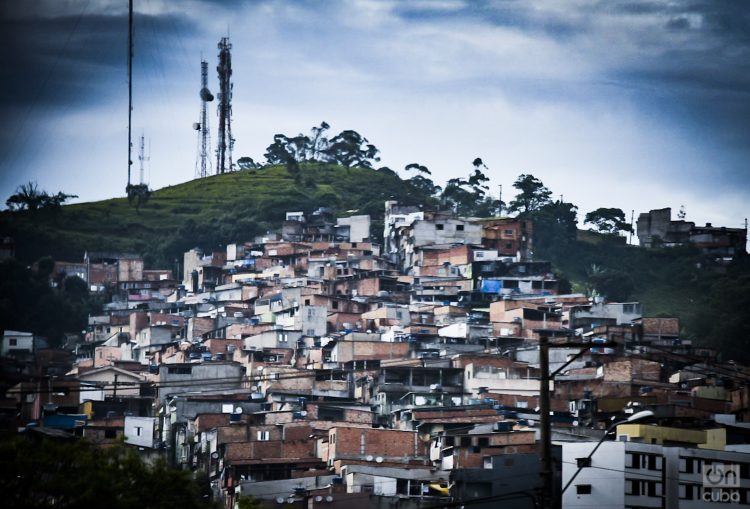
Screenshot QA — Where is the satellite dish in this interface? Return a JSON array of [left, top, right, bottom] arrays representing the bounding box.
[[366, 455, 374, 462], [375, 456, 383, 463], [200, 87, 214, 102], [234, 407, 243, 414]]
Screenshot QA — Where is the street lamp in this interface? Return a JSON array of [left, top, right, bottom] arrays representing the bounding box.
[[561, 409, 654, 495]]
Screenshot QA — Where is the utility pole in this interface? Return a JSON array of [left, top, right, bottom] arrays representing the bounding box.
[[126, 0, 134, 189], [538, 335, 552, 508], [537, 335, 619, 508], [628, 209, 635, 245], [498, 185, 503, 217]]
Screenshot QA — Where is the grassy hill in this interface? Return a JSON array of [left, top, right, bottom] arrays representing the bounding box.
[[0, 163, 433, 267], [2, 163, 748, 361]]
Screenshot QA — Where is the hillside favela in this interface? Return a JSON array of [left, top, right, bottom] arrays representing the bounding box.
[[2, 2, 750, 509]]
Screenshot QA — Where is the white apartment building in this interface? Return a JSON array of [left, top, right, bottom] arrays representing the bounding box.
[[562, 441, 750, 508]]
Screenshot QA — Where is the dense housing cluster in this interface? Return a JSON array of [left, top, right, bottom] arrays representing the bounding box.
[[2, 202, 750, 509]]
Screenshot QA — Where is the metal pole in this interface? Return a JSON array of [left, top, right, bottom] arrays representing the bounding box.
[[127, 0, 133, 188], [539, 335, 552, 507]]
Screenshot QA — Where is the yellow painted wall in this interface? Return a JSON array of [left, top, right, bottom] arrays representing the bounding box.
[[616, 424, 725, 450]]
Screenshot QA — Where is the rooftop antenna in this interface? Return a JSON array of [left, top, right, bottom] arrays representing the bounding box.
[[216, 36, 234, 174], [194, 59, 214, 178]]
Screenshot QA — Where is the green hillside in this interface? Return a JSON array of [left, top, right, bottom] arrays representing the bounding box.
[[2, 163, 748, 361], [0, 163, 433, 267]]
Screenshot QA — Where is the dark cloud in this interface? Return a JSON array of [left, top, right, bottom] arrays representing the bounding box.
[[0, 11, 198, 110]]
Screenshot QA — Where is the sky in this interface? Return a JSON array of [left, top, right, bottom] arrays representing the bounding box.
[[1, 0, 749, 232]]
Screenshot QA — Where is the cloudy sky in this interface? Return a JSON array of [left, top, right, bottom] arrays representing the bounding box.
[[1, 0, 748, 231]]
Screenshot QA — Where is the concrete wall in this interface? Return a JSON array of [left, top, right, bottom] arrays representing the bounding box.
[[124, 415, 155, 448]]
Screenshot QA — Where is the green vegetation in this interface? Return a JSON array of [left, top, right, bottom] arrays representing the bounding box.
[[5, 181, 77, 212], [0, 257, 100, 348], [0, 164, 434, 267], [1, 162, 748, 361], [0, 435, 215, 509]]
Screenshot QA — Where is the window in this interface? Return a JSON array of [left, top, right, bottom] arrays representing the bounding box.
[[456, 224, 464, 231], [679, 483, 698, 500], [436, 224, 444, 230], [680, 457, 693, 473], [504, 229, 514, 236], [9, 339, 17, 346], [257, 431, 270, 441], [167, 366, 192, 375], [626, 480, 661, 497], [627, 453, 661, 470], [576, 485, 592, 495], [505, 242, 513, 250], [104, 429, 117, 439], [332, 300, 338, 310], [305, 299, 310, 305]]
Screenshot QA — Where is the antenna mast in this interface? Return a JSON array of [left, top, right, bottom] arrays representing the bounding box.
[[138, 134, 149, 184], [194, 60, 214, 178], [216, 37, 234, 174], [126, 0, 134, 189]]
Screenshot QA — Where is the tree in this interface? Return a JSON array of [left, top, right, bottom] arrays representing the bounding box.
[[0, 435, 215, 509], [0, 258, 99, 348], [286, 134, 311, 163], [323, 130, 380, 168], [308, 121, 330, 161], [507, 174, 552, 215], [264, 134, 295, 165], [439, 158, 499, 217], [531, 200, 579, 254], [6, 182, 77, 211], [587, 265, 634, 302], [237, 157, 259, 170], [126, 183, 150, 212], [584, 207, 632, 235], [404, 163, 431, 175]]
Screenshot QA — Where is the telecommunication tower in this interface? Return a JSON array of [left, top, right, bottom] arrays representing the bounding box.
[[194, 60, 214, 178], [216, 37, 234, 174], [138, 134, 149, 184]]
